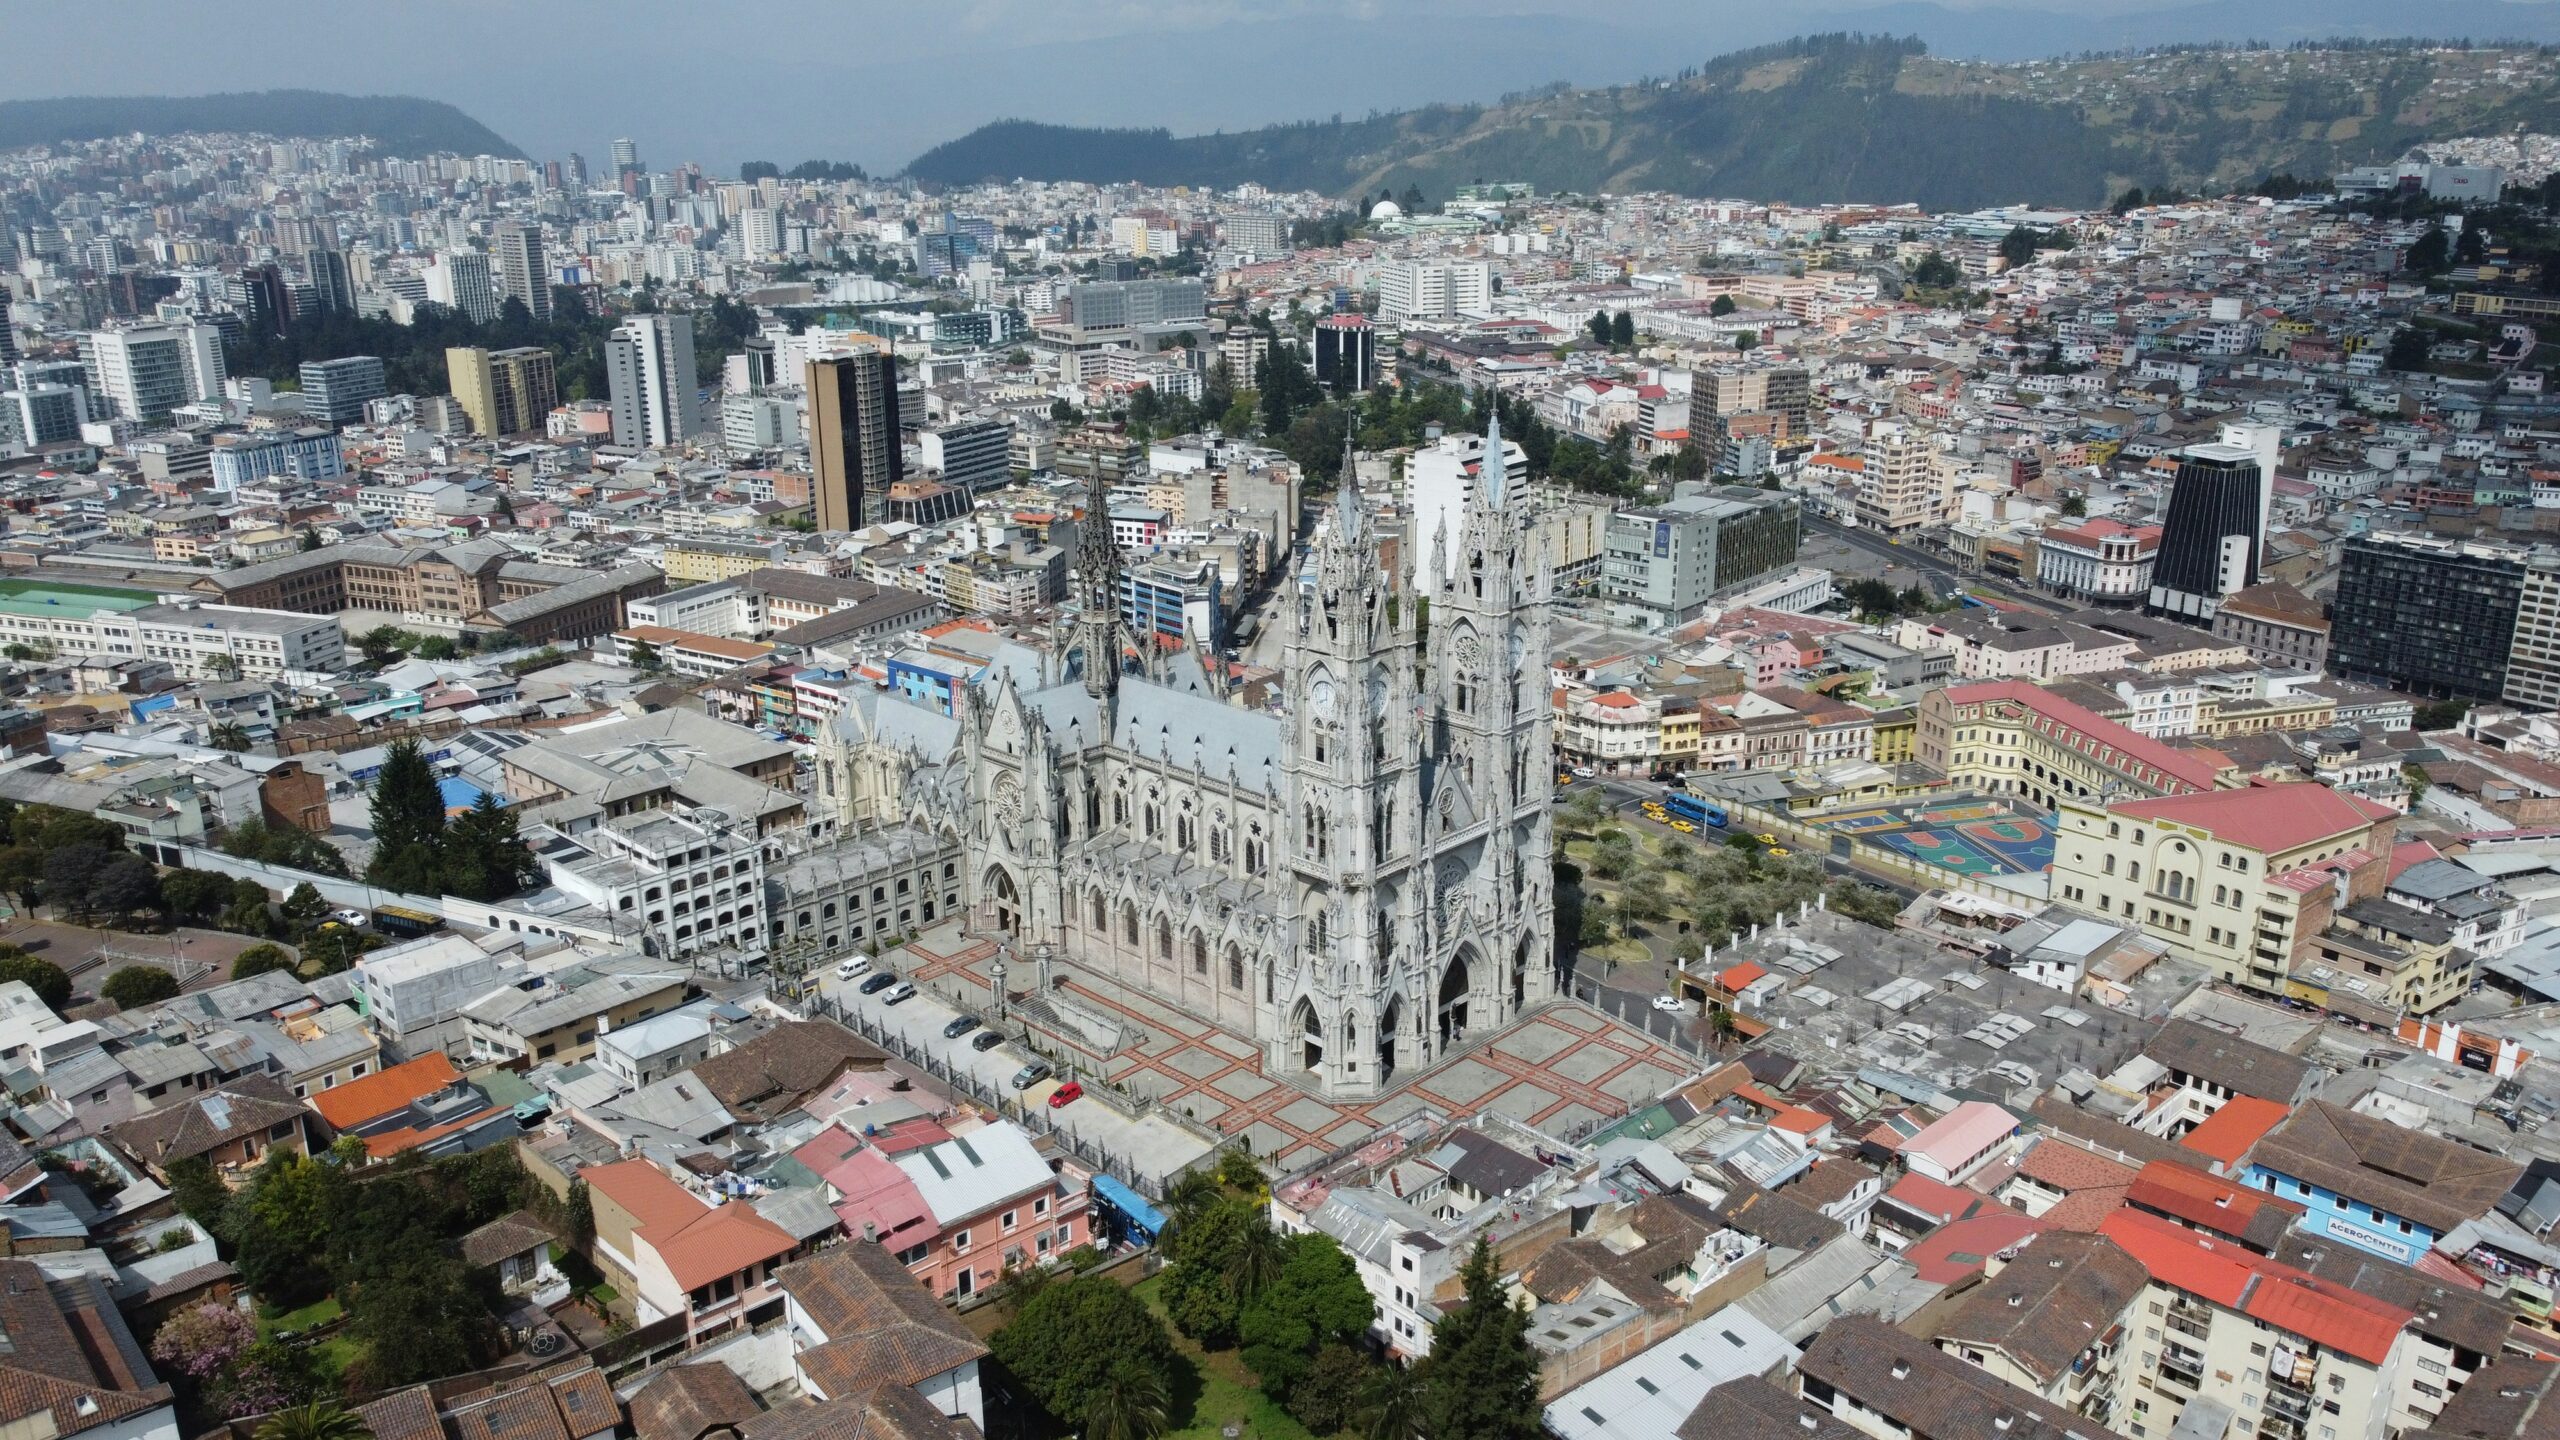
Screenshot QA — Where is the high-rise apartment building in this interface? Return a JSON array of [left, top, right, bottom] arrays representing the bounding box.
[[306, 248, 357, 317], [1693, 362, 1811, 438], [425, 250, 499, 325], [2331, 532, 2534, 700], [606, 315, 698, 449], [807, 350, 903, 532], [79, 320, 226, 423], [1313, 313, 1377, 393], [2504, 553, 2560, 710], [1221, 212, 1287, 256], [610, 138, 640, 177], [447, 346, 559, 438], [1375, 259, 1492, 322], [1853, 421, 1948, 533], [297, 355, 386, 426], [1, 359, 89, 452], [2146, 443, 2264, 622], [493, 223, 551, 321], [1056, 280, 1207, 331]]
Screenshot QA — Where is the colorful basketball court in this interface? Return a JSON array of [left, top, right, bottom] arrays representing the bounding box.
[[1802, 794, 2055, 878]]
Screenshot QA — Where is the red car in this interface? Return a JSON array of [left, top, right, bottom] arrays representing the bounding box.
[[1048, 1080, 1084, 1109]]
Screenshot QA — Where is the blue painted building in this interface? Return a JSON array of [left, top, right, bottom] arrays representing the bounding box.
[[887, 652, 972, 716], [2239, 1100, 2521, 1266]]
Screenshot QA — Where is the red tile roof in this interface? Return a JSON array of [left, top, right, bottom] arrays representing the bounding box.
[[2178, 1097, 2290, 1168], [584, 1158, 797, 1292], [1906, 1211, 2048, 1284], [2099, 1209, 2411, 1365], [2129, 1158, 2301, 1234], [2108, 782, 2397, 857], [311, 1053, 460, 1130], [1944, 680, 2232, 792]]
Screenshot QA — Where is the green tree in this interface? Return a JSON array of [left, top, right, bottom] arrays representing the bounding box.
[[1825, 882, 1905, 928], [159, 869, 231, 925], [1289, 1344, 1376, 1434], [0, 847, 42, 909], [300, 527, 323, 552], [165, 1157, 232, 1227], [1997, 224, 2040, 267], [232, 942, 295, 980], [1411, 1235, 1540, 1440], [441, 791, 540, 902], [367, 739, 447, 890], [1586, 309, 1611, 346], [990, 1275, 1177, 1432], [101, 965, 181, 1009], [2059, 492, 2087, 517], [0, 952, 69, 1011], [2386, 325, 2433, 371], [1735, 329, 1758, 352], [299, 925, 366, 976], [209, 721, 253, 752], [1359, 1361, 1426, 1440], [626, 638, 665, 673], [1084, 1361, 1172, 1440], [252, 1401, 372, 1440], [2110, 185, 2147, 214], [281, 882, 330, 933], [1238, 1231, 1376, 1397], [2405, 227, 2452, 276], [221, 877, 280, 937], [1610, 310, 1635, 347], [358, 626, 412, 668], [1709, 293, 1736, 316]]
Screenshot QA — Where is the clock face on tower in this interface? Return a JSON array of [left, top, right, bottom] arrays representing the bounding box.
[[1309, 679, 1336, 721]]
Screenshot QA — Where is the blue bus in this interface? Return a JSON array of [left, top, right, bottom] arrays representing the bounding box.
[[1664, 792, 1727, 829]]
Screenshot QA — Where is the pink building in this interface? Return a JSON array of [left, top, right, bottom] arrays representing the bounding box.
[[797, 1120, 1091, 1301]]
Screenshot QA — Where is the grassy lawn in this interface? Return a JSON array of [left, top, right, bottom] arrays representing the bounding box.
[[306, 1335, 361, 1385], [257, 1295, 342, 1334], [1131, 1274, 1325, 1440]]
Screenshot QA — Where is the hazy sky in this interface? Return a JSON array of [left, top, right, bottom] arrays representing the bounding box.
[[6, 0, 2557, 173]]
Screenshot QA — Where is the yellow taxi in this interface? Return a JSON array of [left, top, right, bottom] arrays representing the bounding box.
[[1670, 820, 1696, 834], [1769, 846, 1792, 858]]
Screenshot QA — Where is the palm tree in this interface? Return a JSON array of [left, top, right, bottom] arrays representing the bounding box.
[[1162, 1168, 1221, 1251], [209, 722, 252, 752], [1357, 1362, 1425, 1440], [1082, 1360, 1170, 1440], [254, 1403, 371, 1440], [1223, 1213, 1284, 1299]]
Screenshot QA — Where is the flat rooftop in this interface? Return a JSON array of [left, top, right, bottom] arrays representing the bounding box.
[[0, 578, 157, 619]]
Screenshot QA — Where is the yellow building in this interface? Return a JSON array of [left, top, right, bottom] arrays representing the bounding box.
[[2050, 782, 2399, 998], [663, 538, 787, 584], [1869, 706, 1917, 764], [461, 968, 688, 1067], [1917, 681, 2235, 808]]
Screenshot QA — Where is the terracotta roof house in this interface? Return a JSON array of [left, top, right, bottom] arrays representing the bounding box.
[[630, 1363, 762, 1440], [582, 1158, 801, 1346], [357, 1361, 619, 1440], [774, 1240, 988, 1434], [104, 1073, 313, 1178], [0, 1259, 177, 1440], [2243, 1100, 2525, 1267], [690, 1022, 886, 1124]]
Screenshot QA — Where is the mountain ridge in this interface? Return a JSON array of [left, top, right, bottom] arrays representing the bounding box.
[[904, 35, 2560, 211], [0, 90, 520, 159]]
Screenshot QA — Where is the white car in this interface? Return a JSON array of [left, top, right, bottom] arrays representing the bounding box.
[[1571, 765, 1597, 778], [329, 908, 368, 927], [1651, 995, 1688, 1013], [835, 955, 872, 980], [881, 981, 918, 1006]]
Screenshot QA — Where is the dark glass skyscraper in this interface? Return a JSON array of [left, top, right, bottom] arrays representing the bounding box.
[[808, 349, 903, 533], [2331, 532, 2531, 700], [2146, 443, 2263, 621]]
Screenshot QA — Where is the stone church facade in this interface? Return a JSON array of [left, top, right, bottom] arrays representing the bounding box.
[[812, 419, 1557, 1102]]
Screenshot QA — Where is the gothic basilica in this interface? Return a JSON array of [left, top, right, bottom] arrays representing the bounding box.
[[812, 419, 1557, 1102]]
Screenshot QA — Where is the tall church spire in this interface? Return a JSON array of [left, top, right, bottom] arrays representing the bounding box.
[[1075, 466, 1124, 699], [1480, 404, 1506, 509], [1334, 409, 1364, 544]]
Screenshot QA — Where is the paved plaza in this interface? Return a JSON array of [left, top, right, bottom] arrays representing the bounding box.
[[884, 926, 1703, 1173]]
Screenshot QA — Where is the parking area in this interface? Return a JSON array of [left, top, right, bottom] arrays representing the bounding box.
[[815, 953, 1223, 1186]]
